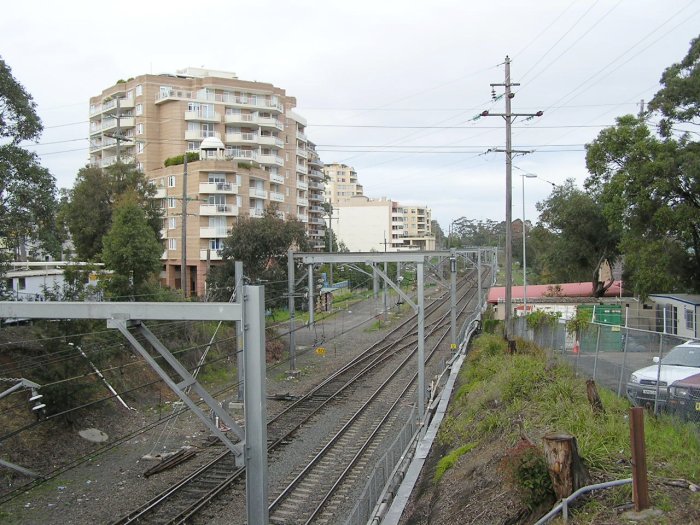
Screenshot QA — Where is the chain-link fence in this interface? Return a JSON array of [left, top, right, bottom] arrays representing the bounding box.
[[344, 407, 418, 525], [510, 316, 695, 414]]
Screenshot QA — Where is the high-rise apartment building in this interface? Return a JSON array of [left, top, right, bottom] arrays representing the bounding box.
[[88, 67, 324, 296], [403, 205, 435, 250], [323, 163, 364, 205]]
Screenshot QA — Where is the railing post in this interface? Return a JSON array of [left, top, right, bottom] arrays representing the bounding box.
[[629, 407, 650, 512]]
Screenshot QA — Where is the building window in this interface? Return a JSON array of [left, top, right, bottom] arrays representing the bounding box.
[[686, 307, 695, 332], [169, 217, 177, 229], [168, 176, 176, 188], [18, 277, 26, 290], [135, 84, 143, 97], [168, 197, 177, 208], [137, 142, 144, 153], [136, 123, 144, 135], [210, 238, 224, 250], [126, 90, 133, 99], [168, 238, 177, 250], [187, 141, 198, 151], [136, 162, 143, 171], [135, 104, 143, 116]]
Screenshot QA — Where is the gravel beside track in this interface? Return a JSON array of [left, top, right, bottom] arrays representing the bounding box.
[[0, 291, 420, 524]]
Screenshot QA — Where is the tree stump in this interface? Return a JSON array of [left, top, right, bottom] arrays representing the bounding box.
[[543, 432, 590, 499], [586, 379, 605, 414]]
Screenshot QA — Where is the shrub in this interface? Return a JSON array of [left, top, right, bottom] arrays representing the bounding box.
[[164, 151, 199, 167], [501, 440, 554, 510], [526, 310, 560, 329]]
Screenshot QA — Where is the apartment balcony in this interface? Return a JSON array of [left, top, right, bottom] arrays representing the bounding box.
[[258, 117, 283, 131], [297, 213, 309, 223], [226, 149, 257, 161], [199, 182, 238, 194], [269, 191, 285, 203], [297, 197, 309, 207], [296, 180, 309, 191], [200, 227, 229, 238], [185, 130, 221, 141], [249, 187, 268, 199], [101, 117, 135, 133], [224, 132, 257, 144], [296, 130, 307, 142], [224, 113, 257, 125], [98, 97, 135, 115], [296, 148, 308, 159], [200, 249, 222, 261], [249, 208, 265, 218], [199, 204, 238, 216], [259, 135, 284, 148], [308, 193, 324, 203], [156, 88, 194, 104], [308, 157, 323, 169], [159, 228, 167, 239], [309, 205, 324, 213], [258, 154, 284, 166], [185, 110, 221, 123], [296, 164, 308, 175], [308, 180, 324, 190], [154, 187, 167, 199], [309, 216, 325, 225], [270, 173, 285, 185], [161, 249, 168, 260]]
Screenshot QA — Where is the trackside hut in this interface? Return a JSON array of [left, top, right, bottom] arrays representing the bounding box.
[[649, 294, 700, 340], [487, 282, 624, 321]]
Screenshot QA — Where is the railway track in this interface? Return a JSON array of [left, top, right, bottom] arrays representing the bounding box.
[[111, 270, 484, 524]]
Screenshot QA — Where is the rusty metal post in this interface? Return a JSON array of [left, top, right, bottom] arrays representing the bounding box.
[[629, 407, 650, 512]]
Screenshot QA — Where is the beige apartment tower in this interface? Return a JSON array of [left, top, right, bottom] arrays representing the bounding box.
[[89, 67, 325, 296], [323, 163, 364, 205]]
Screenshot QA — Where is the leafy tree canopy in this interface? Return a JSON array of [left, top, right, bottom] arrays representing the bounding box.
[[66, 162, 161, 261], [532, 179, 619, 291], [102, 193, 163, 299], [0, 57, 58, 267], [648, 35, 700, 137], [207, 207, 309, 304]]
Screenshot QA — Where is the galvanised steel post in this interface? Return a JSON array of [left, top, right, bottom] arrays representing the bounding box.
[[243, 285, 268, 525], [288, 250, 296, 373], [477, 248, 482, 307], [308, 264, 314, 326], [235, 261, 244, 402], [450, 252, 457, 353], [417, 262, 425, 422]]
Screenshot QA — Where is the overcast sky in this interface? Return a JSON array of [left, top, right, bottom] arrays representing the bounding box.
[[3, 0, 699, 231]]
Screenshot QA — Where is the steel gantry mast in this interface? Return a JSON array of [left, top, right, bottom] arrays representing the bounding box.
[[0, 295, 269, 525]]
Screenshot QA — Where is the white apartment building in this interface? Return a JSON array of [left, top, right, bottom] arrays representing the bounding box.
[[88, 68, 325, 296], [331, 196, 407, 252], [323, 163, 364, 205]]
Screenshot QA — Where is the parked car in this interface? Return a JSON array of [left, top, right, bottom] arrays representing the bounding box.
[[626, 341, 700, 410], [668, 372, 700, 421]]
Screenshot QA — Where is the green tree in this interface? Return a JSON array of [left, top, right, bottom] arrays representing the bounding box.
[[102, 194, 163, 299], [207, 207, 309, 305], [65, 162, 161, 261], [532, 179, 619, 292], [0, 58, 59, 265], [585, 115, 699, 297], [648, 35, 700, 138]]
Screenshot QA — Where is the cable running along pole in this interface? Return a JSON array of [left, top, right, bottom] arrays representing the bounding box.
[[481, 55, 542, 338]]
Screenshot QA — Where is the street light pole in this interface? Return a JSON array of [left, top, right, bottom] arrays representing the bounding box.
[[521, 174, 536, 313]]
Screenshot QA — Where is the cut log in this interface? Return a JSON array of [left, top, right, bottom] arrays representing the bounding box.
[[586, 379, 605, 414], [543, 432, 590, 499]]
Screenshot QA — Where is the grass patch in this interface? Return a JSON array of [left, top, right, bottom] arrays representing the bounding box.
[[437, 331, 700, 517], [434, 442, 477, 483]]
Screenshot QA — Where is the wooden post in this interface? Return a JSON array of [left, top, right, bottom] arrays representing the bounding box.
[[586, 379, 605, 414], [629, 407, 650, 511], [543, 432, 590, 499]]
